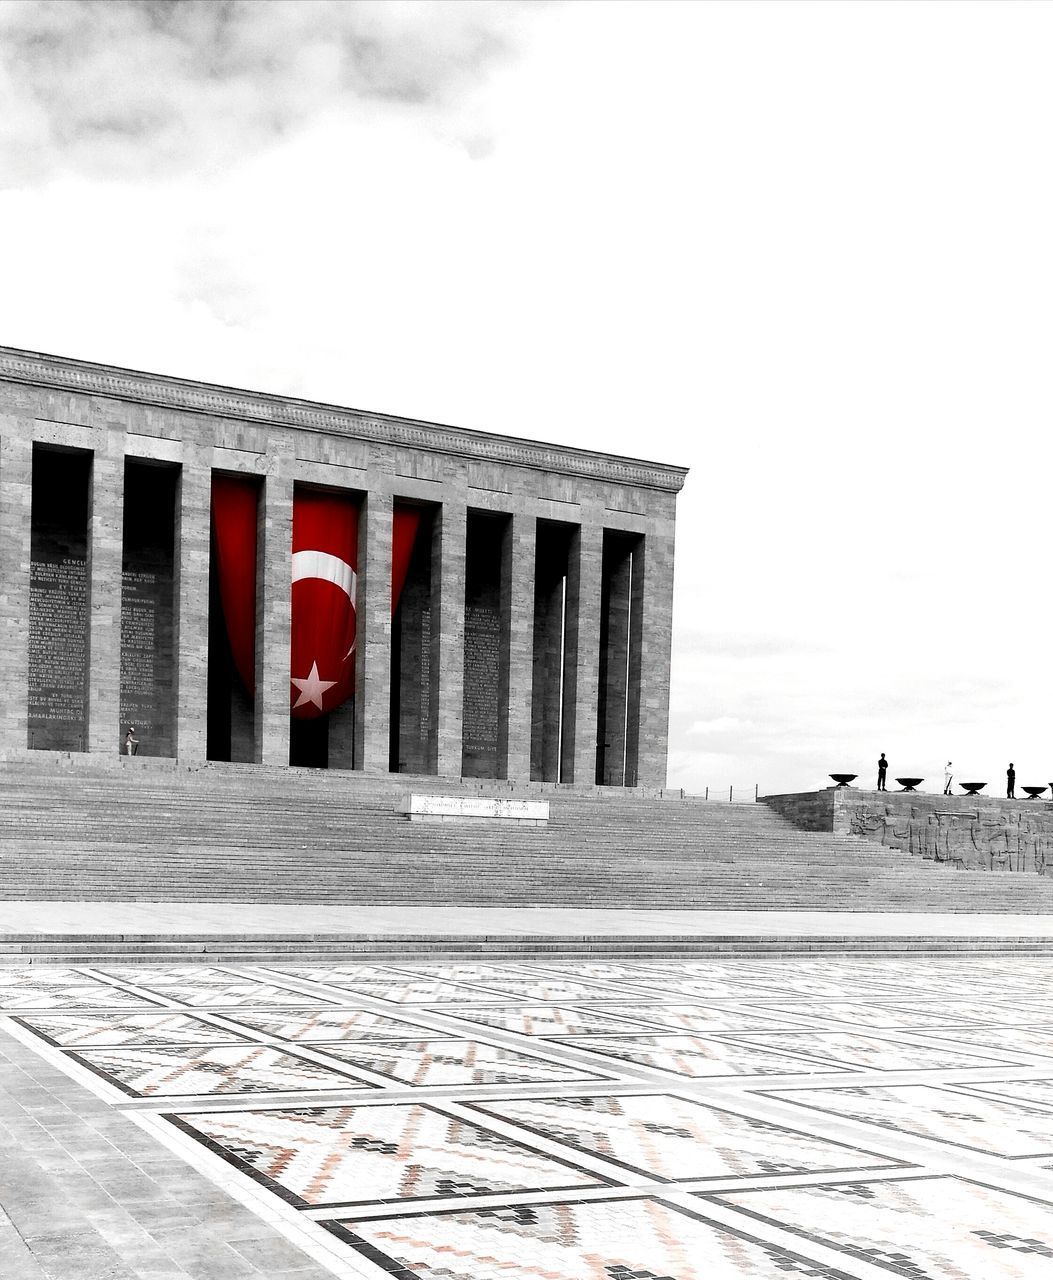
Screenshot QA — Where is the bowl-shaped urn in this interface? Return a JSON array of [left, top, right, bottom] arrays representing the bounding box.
[[960, 782, 986, 796], [829, 774, 857, 788], [1022, 786, 1048, 800], [896, 777, 924, 792]]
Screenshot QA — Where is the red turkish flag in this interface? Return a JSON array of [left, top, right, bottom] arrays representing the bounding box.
[[289, 488, 359, 719], [211, 478, 421, 719]]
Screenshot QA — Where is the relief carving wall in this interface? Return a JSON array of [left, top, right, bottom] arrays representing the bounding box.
[[849, 801, 1053, 875]]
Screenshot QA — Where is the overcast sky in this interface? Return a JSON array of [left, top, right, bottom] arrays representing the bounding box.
[[2, 0, 1051, 796]]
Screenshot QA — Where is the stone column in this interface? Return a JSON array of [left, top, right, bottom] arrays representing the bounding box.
[[499, 510, 534, 781], [354, 485, 394, 773], [0, 426, 33, 758], [626, 522, 676, 788], [431, 497, 466, 777], [87, 428, 125, 756], [174, 440, 210, 763], [561, 516, 603, 785], [255, 451, 293, 765]]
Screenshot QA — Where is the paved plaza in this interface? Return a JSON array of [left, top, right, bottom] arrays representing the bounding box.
[[2, 953, 1053, 1278], [4, 903, 1053, 937]]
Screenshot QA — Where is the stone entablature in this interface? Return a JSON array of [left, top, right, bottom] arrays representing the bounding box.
[[764, 788, 1053, 876], [0, 347, 686, 494]]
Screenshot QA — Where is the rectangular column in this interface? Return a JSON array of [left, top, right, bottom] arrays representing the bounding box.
[[561, 518, 603, 785], [0, 427, 32, 757], [174, 442, 210, 763], [499, 510, 534, 781], [354, 487, 394, 773], [431, 498, 466, 777], [626, 524, 676, 788], [255, 455, 293, 765], [87, 429, 125, 755]]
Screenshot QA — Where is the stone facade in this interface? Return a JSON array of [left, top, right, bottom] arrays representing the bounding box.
[[764, 787, 1053, 876], [0, 345, 686, 786]]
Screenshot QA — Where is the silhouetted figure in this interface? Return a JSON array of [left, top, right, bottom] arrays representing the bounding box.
[[1007, 762, 1016, 799], [877, 753, 888, 791], [943, 762, 953, 795]]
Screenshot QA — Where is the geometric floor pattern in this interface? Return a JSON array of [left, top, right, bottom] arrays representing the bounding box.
[[4, 953, 1053, 1278]]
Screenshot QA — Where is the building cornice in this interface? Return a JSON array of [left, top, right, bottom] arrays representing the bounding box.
[[0, 346, 688, 493]]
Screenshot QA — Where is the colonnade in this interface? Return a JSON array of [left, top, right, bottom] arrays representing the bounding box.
[[0, 347, 685, 787]]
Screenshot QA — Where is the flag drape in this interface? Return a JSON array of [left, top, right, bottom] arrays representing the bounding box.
[[211, 478, 421, 719]]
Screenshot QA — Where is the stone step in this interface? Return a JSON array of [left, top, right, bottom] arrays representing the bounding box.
[[5, 763, 1053, 913], [4, 935, 1053, 963]]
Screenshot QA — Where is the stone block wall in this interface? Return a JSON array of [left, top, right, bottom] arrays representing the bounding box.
[[761, 788, 838, 832]]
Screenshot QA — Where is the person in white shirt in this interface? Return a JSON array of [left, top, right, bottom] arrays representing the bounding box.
[[943, 762, 953, 795]]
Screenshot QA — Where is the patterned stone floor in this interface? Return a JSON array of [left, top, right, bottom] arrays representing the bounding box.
[[3, 955, 1053, 1278]]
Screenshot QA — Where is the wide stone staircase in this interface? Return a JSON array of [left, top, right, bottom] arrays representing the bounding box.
[[4, 760, 1053, 914]]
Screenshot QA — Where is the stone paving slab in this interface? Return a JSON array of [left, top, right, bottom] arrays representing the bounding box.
[[0, 1029, 341, 1280], [3, 903, 1053, 938]]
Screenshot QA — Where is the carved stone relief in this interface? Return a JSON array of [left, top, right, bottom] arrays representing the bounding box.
[[849, 801, 1053, 875]]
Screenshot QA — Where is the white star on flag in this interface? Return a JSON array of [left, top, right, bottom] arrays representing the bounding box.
[[290, 661, 337, 711]]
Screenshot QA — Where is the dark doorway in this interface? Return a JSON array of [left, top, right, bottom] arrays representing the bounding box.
[[121, 460, 177, 757], [390, 503, 435, 775], [28, 447, 91, 752], [531, 520, 573, 781], [462, 509, 511, 778]]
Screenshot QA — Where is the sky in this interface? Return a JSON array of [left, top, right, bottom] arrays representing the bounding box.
[[2, 0, 1052, 796]]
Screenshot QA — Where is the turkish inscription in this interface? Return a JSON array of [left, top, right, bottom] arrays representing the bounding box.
[[120, 565, 175, 756], [463, 603, 500, 752], [28, 556, 88, 750], [419, 606, 431, 742]]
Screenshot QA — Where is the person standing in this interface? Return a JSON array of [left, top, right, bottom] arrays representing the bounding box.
[[1007, 762, 1016, 799], [943, 762, 953, 795], [877, 753, 888, 791], [124, 726, 139, 757]]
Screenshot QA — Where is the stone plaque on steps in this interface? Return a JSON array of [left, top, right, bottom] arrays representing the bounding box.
[[398, 794, 549, 826]]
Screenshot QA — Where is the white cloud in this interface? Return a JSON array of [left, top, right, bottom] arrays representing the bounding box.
[[0, 0, 537, 185]]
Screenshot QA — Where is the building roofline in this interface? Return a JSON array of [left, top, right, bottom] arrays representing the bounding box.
[[0, 345, 688, 493]]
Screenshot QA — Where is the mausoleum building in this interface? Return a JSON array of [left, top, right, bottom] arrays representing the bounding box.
[[0, 346, 685, 786]]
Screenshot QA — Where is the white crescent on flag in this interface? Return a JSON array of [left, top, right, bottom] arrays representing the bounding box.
[[291, 550, 356, 601], [291, 550, 358, 660]]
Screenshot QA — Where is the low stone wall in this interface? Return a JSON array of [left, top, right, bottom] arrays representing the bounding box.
[[761, 789, 837, 832], [762, 787, 1053, 874]]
